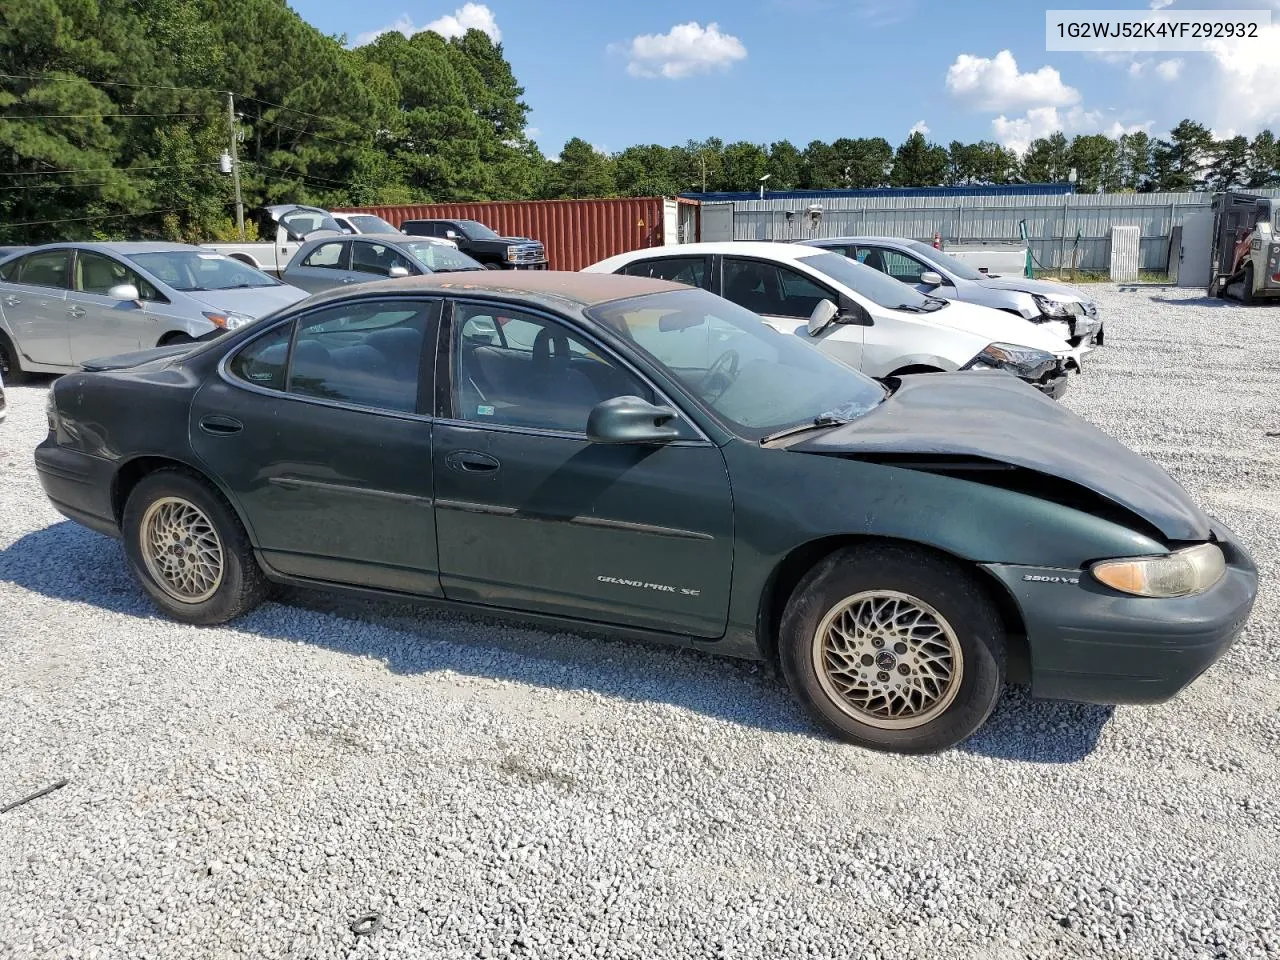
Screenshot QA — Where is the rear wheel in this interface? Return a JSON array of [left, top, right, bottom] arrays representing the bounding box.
[[122, 469, 267, 624], [779, 544, 1005, 754], [0, 332, 30, 383], [1242, 264, 1256, 305]]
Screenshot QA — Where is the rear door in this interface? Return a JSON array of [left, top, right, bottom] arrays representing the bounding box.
[[618, 255, 712, 290], [66, 249, 171, 362], [350, 239, 420, 281], [190, 295, 441, 594], [1, 249, 72, 367], [286, 240, 351, 294], [717, 256, 864, 369]]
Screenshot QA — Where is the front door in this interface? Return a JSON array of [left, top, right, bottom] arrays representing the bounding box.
[[66, 249, 166, 362], [432, 300, 734, 638], [287, 239, 351, 294], [718, 256, 865, 369], [2, 248, 73, 367], [190, 296, 442, 595]]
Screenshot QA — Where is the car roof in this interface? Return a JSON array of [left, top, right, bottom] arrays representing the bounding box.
[[0, 241, 208, 255], [301, 271, 686, 310], [610, 241, 828, 262], [805, 236, 924, 247]]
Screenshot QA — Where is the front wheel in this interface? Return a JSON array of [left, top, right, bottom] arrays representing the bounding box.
[[122, 469, 268, 624], [779, 544, 1005, 754], [0, 332, 30, 384], [1242, 264, 1256, 305]]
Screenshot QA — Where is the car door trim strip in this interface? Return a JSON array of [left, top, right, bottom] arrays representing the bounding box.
[[269, 475, 433, 506], [435, 497, 713, 540]]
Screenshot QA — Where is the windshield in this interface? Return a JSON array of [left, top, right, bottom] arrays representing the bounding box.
[[457, 220, 502, 241], [797, 252, 936, 311], [588, 288, 885, 441], [905, 240, 986, 281], [127, 251, 278, 291], [349, 214, 400, 234], [405, 243, 485, 272]]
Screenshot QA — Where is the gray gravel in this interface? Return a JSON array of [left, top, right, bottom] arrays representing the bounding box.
[[1, 284, 1278, 959]]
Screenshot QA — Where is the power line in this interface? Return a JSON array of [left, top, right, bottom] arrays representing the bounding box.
[[246, 162, 357, 188], [0, 112, 211, 120], [263, 119, 360, 147], [0, 161, 223, 179], [3, 201, 235, 230]]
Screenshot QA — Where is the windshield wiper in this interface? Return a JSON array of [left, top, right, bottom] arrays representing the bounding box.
[[760, 413, 850, 446], [890, 303, 931, 313]]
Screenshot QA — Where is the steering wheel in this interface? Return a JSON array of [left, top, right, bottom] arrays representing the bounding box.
[[703, 349, 741, 402]]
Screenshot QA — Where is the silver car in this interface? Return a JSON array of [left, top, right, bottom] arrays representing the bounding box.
[[0, 242, 308, 380], [282, 232, 484, 294], [801, 236, 1104, 352]]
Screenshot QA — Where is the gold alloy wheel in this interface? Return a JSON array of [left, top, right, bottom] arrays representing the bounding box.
[[812, 590, 964, 730], [139, 496, 225, 604]]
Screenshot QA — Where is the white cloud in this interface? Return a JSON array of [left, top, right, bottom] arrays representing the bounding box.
[[617, 22, 747, 79], [1155, 58, 1183, 81], [908, 120, 929, 136], [425, 3, 500, 41], [1149, 0, 1174, 8], [352, 3, 500, 46], [992, 106, 1151, 155], [1204, 23, 1280, 132], [945, 50, 1080, 111], [1128, 61, 1146, 77]]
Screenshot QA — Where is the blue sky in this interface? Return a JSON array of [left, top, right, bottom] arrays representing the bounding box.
[[291, 0, 1280, 155]]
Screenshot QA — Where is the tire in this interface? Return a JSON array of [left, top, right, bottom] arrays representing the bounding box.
[[1242, 264, 1256, 305], [483, 262, 503, 270], [779, 544, 1005, 754], [157, 332, 195, 347], [0, 332, 31, 384], [122, 468, 268, 625]]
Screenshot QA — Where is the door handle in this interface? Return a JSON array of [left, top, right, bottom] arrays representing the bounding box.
[[68, 306, 87, 318], [340, 277, 355, 284], [445, 450, 500, 474], [198, 415, 243, 436], [2, 295, 19, 307]]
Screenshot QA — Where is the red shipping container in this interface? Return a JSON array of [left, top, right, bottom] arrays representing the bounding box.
[[334, 197, 700, 272]]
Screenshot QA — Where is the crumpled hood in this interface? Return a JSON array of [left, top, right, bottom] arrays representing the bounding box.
[[186, 283, 309, 319], [790, 372, 1210, 541], [913, 299, 1070, 353], [976, 275, 1092, 305]]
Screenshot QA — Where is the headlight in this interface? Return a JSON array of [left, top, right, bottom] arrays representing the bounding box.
[[505, 245, 518, 262], [1032, 294, 1072, 318], [1090, 543, 1225, 598], [962, 342, 1058, 378], [202, 311, 255, 331]]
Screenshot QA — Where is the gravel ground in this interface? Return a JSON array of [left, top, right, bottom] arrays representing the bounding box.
[[1, 284, 1278, 959]]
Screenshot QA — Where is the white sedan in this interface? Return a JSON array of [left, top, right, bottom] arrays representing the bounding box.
[[584, 242, 1081, 398]]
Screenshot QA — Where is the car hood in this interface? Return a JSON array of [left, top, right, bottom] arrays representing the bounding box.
[[790, 373, 1210, 541], [907, 299, 1069, 353], [975, 275, 1091, 304], [186, 284, 309, 318]]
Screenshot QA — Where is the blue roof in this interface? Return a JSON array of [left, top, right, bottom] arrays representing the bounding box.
[[680, 183, 1076, 202]]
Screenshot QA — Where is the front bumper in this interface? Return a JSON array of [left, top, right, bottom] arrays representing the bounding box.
[[504, 262, 548, 270], [34, 439, 119, 538], [983, 521, 1257, 705]]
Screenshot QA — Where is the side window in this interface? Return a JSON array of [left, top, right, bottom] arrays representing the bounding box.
[[279, 210, 325, 240], [453, 302, 651, 433], [620, 256, 707, 288], [301, 241, 346, 270], [73, 250, 161, 300], [228, 322, 293, 391], [351, 242, 414, 277], [857, 247, 890, 274], [289, 300, 430, 413], [17, 250, 71, 289], [722, 259, 833, 319], [880, 250, 928, 284]]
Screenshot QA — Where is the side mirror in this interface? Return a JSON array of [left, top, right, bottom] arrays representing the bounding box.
[[387, 265, 410, 278], [586, 395, 681, 444], [107, 283, 140, 302], [919, 270, 943, 287], [445, 230, 459, 239], [836, 297, 874, 326], [807, 299, 839, 336]]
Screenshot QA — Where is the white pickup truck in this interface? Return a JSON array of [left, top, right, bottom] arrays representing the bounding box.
[[202, 204, 344, 277]]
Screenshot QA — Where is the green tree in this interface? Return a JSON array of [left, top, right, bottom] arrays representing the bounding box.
[[1208, 135, 1250, 191], [543, 137, 615, 198], [766, 140, 803, 190], [800, 140, 839, 189], [834, 138, 893, 188], [614, 144, 681, 196], [721, 141, 769, 191], [1245, 131, 1278, 188], [890, 132, 948, 187], [1116, 131, 1152, 191], [1068, 134, 1120, 192], [1153, 119, 1214, 190], [1022, 133, 1071, 183]]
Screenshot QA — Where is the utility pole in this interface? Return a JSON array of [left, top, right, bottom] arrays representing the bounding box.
[[700, 153, 706, 193], [226, 92, 244, 240]]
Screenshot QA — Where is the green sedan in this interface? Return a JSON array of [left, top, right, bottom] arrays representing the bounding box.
[[35, 273, 1257, 753]]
